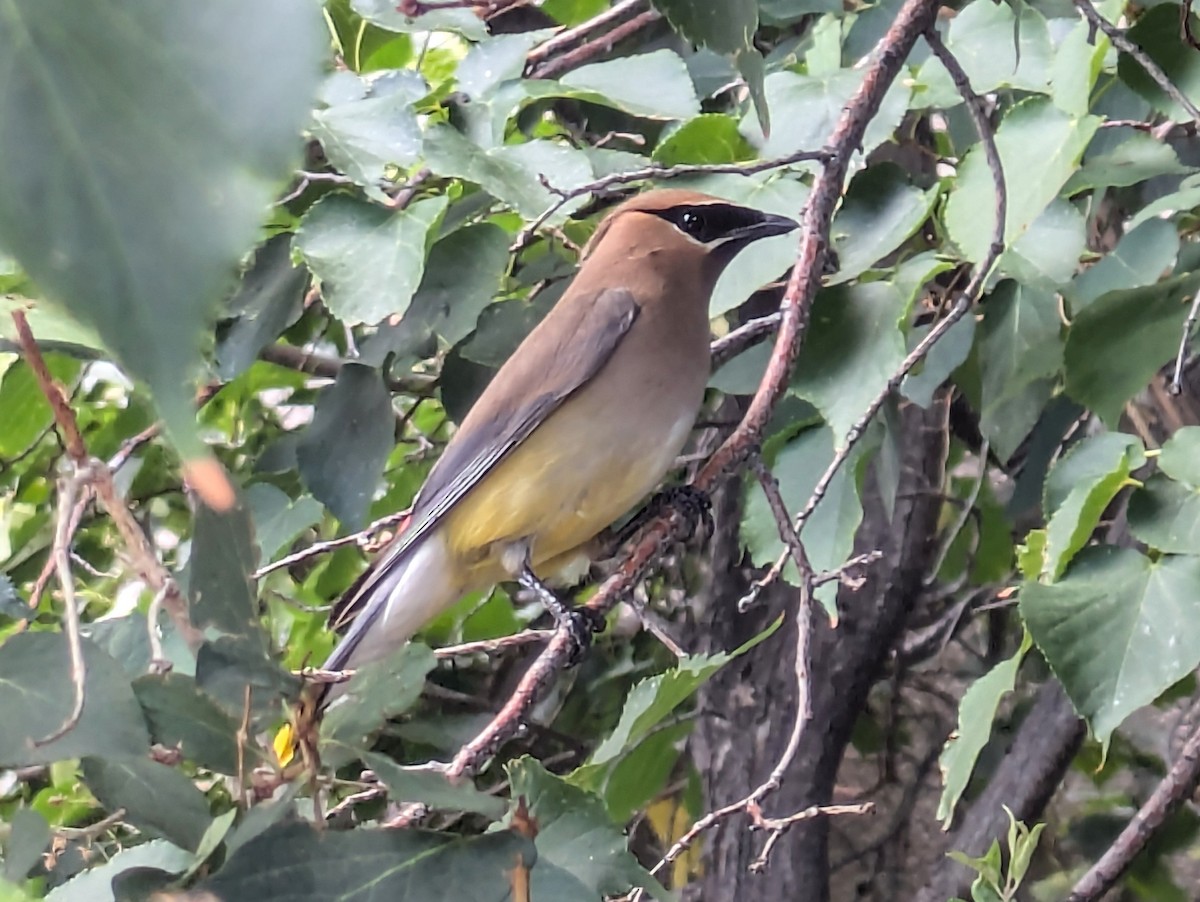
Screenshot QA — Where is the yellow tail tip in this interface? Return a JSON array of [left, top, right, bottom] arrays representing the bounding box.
[[274, 724, 297, 766]]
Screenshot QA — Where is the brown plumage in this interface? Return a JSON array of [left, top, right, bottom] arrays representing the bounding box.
[[313, 188, 797, 708]]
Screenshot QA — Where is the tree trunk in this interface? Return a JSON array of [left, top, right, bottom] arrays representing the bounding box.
[[684, 397, 948, 900]]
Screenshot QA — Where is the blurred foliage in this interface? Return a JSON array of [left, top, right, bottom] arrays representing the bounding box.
[[1, 0, 1200, 898]]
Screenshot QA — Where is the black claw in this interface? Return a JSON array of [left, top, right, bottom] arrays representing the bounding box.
[[613, 484, 713, 548], [654, 485, 712, 542], [563, 608, 599, 666]]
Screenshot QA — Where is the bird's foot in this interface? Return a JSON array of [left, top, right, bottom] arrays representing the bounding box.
[[615, 484, 712, 546], [517, 564, 603, 665]]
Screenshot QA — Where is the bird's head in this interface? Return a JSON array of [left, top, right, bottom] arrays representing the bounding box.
[[581, 188, 799, 279]]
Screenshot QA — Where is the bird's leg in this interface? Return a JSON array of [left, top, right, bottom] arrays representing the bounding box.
[[511, 547, 603, 663], [606, 484, 713, 551]]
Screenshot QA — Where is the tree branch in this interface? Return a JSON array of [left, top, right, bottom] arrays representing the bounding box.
[[738, 23, 1007, 607], [11, 310, 204, 652], [1073, 0, 1200, 123], [1068, 720, 1200, 901]]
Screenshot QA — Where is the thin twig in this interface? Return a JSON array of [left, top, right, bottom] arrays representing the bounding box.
[[11, 310, 204, 651], [1073, 0, 1200, 123], [297, 667, 356, 685], [26, 490, 91, 616], [236, 686, 253, 810], [1067, 721, 1200, 901], [924, 438, 990, 584], [711, 313, 782, 372], [35, 470, 88, 746], [252, 508, 411, 579], [529, 8, 662, 80], [108, 424, 161, 472], [56, 807, 128, 840], [748, 801, 875, 873], [258, 343, 436, 395], [510, 150, 834, 254], [146, 584, 172, 674], [434, 629, 554, 658], [749, 454, 813, 595], [525, 0, 646, 66], [1169, 291, 1200, 394]]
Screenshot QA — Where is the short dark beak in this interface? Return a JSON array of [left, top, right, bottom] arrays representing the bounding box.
[[734, 212, 799, 243]]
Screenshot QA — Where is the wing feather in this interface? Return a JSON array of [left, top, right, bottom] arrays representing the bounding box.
[[328, 287, 640, 634]]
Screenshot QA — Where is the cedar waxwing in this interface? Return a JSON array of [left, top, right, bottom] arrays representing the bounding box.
[[289, 188, 797, 735]]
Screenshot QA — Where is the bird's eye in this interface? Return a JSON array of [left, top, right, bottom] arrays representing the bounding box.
[[679, 210, 707, 238]]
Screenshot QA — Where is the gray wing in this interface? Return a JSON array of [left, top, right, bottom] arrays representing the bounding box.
[[328, 287, 640, 634]]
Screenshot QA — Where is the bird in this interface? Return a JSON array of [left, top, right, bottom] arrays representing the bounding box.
[[279, 188, 797, 757]]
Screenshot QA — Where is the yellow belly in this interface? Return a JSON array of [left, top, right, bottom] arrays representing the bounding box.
[[441, 392, 694, 585]]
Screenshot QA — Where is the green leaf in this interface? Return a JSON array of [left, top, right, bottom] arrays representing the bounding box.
[[1066, 218, 1179, 312], [311, 77, 425, 194], [363, 222, 512, 365], [215, 236, 307, 381], [790, 283, 907, 446], [582, 622, 779, 774], [1159, 425, 1200, 484], [132, 672, 251, 775], [0, 0, 323, 459], [44, 840, 192, 902], [320, 643, 436, 767], [2, 808, 49, 884], [1128, 172, 1200, 230], [0, 633, 149, 766], [943, 0, 1052, 94], [224, 783, 301, 856], [296, 363, 394, 530], [509, 758, 668, 901], [975, 281, 1061, 462], [829, 163, 938, 283], [1003, 198, 1087, 288], [1064, 272, 1199, 426], [1044, 430, 1143, 513], [294, 193, 448, 326], [0, 355, 80, 457], [653, 115, 754, 166], [81, 755, 212, 852], [244, 483, 324, 564], [422, 125, 594, 220], [650, 0, 767, 133], [1017, 529, 1047, 581], [0, 298, 106, 358], [600, 721, 690, 823], [1121, 6, 1200, 121], [1043, 432, 1144, 580], [361, 751, 506, 819], [1128, 470, 1200, 555], [1065, 132, 1194, 195], [937, 631, 1032, 827], [188, 493, 262, 641], [351, 0, 486, 39], [1050, 21, 1110, 117], [901, 314, 976, 409], [194, 635, 298, 728], [457, 33, 544, 99], [559, 50, 700, 120], [1022, 548, 1200, 746], [743, 69, 909, 161], [946, 97, 1099, 264], [195, 820, 535, 901]]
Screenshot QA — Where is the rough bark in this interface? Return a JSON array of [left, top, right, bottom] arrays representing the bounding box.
[[683, 398, 948, 901]]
